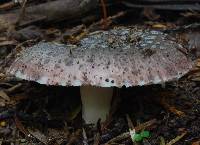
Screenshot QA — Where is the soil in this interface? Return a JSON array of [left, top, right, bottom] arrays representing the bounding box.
[[0, 1, 200, 144], [0, 77, 200, 145]]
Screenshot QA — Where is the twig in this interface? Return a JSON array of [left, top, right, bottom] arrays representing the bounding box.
[[0, 75, 21, 82], [126, 114, 134, 130], [166, 132, 187, 145], [0, 40, 16, 47], [5, 83, 22, 94], [105, 119, 157, 144], [14, 115, 31, 137], [15, 0, 27, 26], [0, 83, 13, 87], [121, 1, 200, 11], [134, 119, 157, 131], [100, 0, 108, 29], [160, 96, 185, 117], [1, 0, 97, 29], [88, 11, 126, 32], [0, 83, 22, 101], [105, 132, 129, 145], [0, 1, 15, 10], [164, 23, 200, 33]]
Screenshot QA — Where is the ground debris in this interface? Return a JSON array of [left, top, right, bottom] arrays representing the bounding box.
[[166, 132, 187, 145], [160, 95, 186, 117], [14, 115, 31, 137], [105, 119, 157, 144], [28, 128, 48, 144], [0, 1, 200, 145], [0, 78, 199, 144]]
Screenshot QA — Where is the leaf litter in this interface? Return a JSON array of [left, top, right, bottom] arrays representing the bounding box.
[[0, 1, 200, 144]]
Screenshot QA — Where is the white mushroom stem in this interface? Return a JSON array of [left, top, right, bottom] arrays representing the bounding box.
[[80, 86, 113, 124]]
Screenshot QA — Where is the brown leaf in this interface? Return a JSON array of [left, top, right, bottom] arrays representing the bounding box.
[[192, 140, 200, 145]]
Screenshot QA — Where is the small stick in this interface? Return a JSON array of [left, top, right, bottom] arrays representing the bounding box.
[[14, 115, 31, 137], [5, 83, 22, 94], [126, 114, 134, 130], [105, 119, 157, 144], [100, 0, 108, 29], [160, 96, 185, 117], [88, 11, 126, 32], [0, 83, 22, 101], [15, 0, 27, 26], [166, 132, 187, 145]]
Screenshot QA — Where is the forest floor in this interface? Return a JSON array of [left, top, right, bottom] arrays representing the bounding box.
[[0, 1, 200, 144], [0, 75, 200, 145]]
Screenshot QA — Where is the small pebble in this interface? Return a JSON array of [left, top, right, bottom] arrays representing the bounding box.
[[0, 121, 6, 127]]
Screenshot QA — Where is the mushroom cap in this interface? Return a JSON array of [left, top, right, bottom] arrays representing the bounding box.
[[7, 26, 193, 87]]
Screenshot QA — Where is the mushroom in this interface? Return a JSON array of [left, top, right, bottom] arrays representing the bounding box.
[[7, 26, 193, 124]]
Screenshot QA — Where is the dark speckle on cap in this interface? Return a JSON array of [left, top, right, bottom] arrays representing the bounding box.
[[105, 79, 109, 82]]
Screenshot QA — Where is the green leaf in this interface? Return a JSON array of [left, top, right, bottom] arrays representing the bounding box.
[[140, 130, 150, 138], [133, 133, 143, 142]]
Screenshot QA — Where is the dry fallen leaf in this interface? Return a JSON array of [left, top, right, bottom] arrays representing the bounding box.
[[152, 24, 167, 29], [168, 106, 186, 117], [192, 140, 200, 145]]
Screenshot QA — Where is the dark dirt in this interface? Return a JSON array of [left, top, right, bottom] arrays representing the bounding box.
[[0, 1, 200, 144], [0, 77, 200, 144]]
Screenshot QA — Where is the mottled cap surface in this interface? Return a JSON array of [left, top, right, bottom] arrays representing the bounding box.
[[7, 26, 193, 87]]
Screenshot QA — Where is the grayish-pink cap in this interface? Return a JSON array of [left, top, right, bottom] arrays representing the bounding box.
[[7, 26, 193, 87]]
